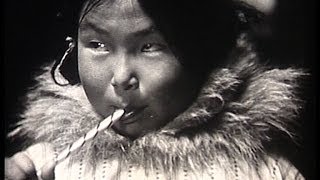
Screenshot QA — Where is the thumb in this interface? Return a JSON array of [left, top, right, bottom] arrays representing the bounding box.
[[24, 143, 56, 179], [40, 159, 56, 180]]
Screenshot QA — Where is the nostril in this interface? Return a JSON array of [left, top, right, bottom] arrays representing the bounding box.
[[111, 83, 118, 87], [111, 77, 117, 87], [111, 76, 139, 91], [127, 77, 139, 90], [124, 84, 133, 90], [124, 80, 139, 90]]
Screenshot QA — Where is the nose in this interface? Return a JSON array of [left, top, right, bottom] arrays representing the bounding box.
[[111, 58, 139, 91], [111, 76, 139, 91]]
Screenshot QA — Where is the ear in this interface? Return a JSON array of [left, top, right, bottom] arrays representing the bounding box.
[[232, 0, 274, 34], [52, 36, 80, 86], [237, 0, 276, 14]]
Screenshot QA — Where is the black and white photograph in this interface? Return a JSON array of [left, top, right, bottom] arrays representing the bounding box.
[[4, 0, 318, 179]]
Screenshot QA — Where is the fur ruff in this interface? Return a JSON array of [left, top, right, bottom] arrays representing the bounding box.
[[11, 34, 305, 175]]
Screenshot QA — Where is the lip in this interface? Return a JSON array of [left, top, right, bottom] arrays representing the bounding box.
[[118, 106, 146, 124]]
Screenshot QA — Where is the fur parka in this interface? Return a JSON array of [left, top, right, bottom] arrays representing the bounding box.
[[9, 34, 305, 179]]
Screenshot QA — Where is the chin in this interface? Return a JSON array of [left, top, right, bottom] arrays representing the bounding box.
[[112, 123, 140, 139]]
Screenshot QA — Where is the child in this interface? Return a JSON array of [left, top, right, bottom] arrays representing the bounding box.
[[5, 0, 305, 179]]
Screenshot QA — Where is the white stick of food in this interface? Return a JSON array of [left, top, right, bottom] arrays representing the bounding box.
[[55, 109, 125, 163]]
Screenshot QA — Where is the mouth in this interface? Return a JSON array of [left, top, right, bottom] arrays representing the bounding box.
[[118, 106, 146, 124]]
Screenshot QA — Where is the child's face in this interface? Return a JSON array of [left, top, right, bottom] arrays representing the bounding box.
[[78, 0, 198, 138]]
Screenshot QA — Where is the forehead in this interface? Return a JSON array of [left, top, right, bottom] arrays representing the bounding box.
[[81, 0, 153, 29]]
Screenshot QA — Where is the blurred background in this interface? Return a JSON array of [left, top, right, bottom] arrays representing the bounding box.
[[4, 0, 318, 179]]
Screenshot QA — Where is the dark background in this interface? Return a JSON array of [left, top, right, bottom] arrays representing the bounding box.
[[4, 0, 318, 179]]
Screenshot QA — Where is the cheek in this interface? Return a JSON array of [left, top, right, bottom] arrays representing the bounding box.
[[78, 48, 113, 108], [139, 60, 189, 111], [78, 47, 113, 86], [140, 59, 182, 93]]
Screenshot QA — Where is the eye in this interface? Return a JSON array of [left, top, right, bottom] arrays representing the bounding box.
[[88, 41, 109, 52], [141, 43, 166, 52]]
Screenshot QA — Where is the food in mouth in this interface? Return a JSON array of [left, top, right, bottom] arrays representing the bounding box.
[[119, 106, 146, 124]]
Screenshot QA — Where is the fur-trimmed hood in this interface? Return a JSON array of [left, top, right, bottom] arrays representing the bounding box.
[[10, 34, 305, 176]]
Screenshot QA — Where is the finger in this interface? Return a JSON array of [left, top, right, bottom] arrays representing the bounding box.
[[40, 159, 56, 180], [5, 158, 28, 180], [6, 152, 37, 180], [24, 142, 56, 179]]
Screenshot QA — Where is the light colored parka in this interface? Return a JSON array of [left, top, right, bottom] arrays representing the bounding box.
[[9, 34, 305, 179]]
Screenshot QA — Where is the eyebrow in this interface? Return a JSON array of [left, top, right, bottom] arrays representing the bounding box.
[[80, 21, 111, 35], [80, 21, 157, 37]]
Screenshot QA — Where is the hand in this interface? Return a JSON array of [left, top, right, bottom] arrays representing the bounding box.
[[5, 143, 56, 180]]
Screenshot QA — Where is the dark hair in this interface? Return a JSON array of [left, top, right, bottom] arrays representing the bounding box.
[[55, 0, 263, 85], [139, 0, 238, 74]]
